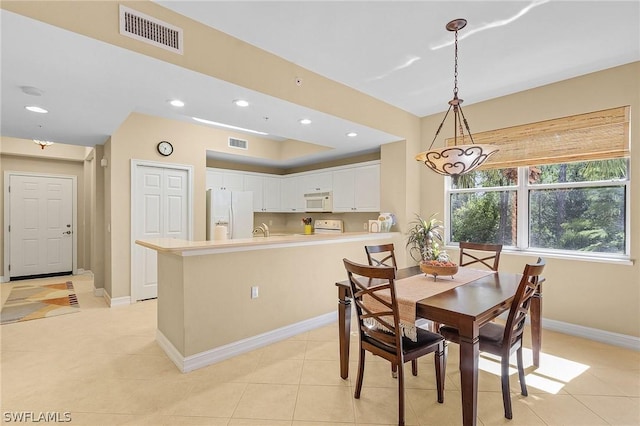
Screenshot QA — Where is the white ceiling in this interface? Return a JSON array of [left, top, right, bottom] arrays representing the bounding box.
[[2, 1, 639, 167]]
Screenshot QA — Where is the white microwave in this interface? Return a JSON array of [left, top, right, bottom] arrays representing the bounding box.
[[304, 191, 333, 212]]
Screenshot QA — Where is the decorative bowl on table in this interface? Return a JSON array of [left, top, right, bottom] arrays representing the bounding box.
[[420, 260, 459, 280]]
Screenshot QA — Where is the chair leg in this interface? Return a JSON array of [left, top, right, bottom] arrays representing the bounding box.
[[355, 348, 365, 399], [501, 356, 513, 419], [391, 363, 398, 378], [517, 346, 528, 396], [434, 342, 446, 403], [397, 361, 405, 426], [411, 359, 418, 376]]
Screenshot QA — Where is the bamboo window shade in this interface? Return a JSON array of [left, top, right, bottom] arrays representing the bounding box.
[[445, 106, 630, 170]]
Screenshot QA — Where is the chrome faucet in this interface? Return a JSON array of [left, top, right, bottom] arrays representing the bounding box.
[[252, 223, 270, 237]]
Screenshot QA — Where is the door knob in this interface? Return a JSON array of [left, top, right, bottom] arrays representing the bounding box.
[[63, 230, 72, 235]]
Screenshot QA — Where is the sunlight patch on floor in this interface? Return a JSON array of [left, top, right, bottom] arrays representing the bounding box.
[[478, 348, 590, 394]]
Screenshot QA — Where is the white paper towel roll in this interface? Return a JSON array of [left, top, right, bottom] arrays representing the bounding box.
[[214, 225, 228, 240]]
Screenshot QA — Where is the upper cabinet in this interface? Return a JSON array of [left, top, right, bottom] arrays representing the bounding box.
[[280, 175, 305, 212], [206, 169, 244, 191], [300, 171, 333, 194], [208, 161, 379, 213], [332, 163, 380, 212], [244, 174, 281, 212]]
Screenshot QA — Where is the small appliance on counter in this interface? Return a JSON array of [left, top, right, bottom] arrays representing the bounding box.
[[313, 219, 344, 234]]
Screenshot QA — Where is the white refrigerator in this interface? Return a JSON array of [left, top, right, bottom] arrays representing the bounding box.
[[206, 189, 254, 240]]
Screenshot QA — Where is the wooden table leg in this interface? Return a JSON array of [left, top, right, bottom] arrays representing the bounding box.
[[530, 284, 542, 367], [459, 333, 479, 426], [337, 286, 351, 379]]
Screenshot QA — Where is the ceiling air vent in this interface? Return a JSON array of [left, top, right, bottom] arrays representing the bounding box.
[[119, 5, 183, 54], [228, 137, 248, 150]]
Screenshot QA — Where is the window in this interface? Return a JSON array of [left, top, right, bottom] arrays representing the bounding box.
[[446, 107, 630, 259]]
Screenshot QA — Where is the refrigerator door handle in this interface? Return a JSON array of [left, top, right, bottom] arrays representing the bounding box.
[[228, 205, 234, 238]]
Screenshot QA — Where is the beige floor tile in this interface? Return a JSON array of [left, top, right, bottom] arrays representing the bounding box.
[[293, 384, 355, 423], [245, 357, 304, 384], [232, 383, 298, 420], [161, 416, 230, 425], [406, 388, 463, 426], [352, 385, 419, 425], [476, 391, 545, 425], [229, 419, 292, 425], [167, 381, 247, 418], [525, 393, 609, 425], [300, 359, 351, 386], [257, 340, 308, 360], [2, 274, 639, 426], [303, 339, 341, 361], [573, 395, 640, 426]]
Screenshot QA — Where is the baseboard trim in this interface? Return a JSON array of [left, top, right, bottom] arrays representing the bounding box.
[[542, 318, 640, 351], [103, 291, 131, 307], [157, 311, 338, 373], [93, 287, 104, 297]]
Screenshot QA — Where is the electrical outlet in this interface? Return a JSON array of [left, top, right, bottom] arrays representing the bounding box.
[[363, 222, 368, 230], [251, 286, 259, 299]]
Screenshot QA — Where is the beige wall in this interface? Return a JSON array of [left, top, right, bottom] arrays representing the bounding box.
[[419, 62, 640, 337]]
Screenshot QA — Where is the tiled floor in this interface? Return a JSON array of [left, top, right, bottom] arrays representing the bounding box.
[[1, 274, 639, 425]]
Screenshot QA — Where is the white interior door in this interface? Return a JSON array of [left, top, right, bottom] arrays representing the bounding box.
[[132, 163, 190, 301], [9, 174, 73, 278]]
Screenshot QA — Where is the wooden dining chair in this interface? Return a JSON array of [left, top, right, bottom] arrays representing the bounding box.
[[343, 258, 446, 426], [458, 242, 503, 271], [439, 257, 546, 420], [364, 243, 397, 269]]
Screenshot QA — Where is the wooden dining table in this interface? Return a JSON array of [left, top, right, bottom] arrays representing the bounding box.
[[335, 265, 543, 426]]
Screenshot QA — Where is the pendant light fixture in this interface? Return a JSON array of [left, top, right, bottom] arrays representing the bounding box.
[[416, 18, 498, 177]]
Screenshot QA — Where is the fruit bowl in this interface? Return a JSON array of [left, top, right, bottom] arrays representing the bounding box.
[[420, 261, 459, 280]]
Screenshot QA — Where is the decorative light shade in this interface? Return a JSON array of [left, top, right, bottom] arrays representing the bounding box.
[[33, 139, 54, 149], [416, 18, 498, 177], [415, 144, 499, 176]]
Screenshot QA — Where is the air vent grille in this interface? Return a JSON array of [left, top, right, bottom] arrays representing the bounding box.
[[119, 5, 183, 54], [228, 137, 248, 150]]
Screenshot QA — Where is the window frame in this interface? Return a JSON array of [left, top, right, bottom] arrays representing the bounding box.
[[444, 163, 631, 262]]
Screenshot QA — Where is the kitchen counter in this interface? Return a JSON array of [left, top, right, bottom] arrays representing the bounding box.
[[136, 231, 399, 256], [136, 231, 403, 373]]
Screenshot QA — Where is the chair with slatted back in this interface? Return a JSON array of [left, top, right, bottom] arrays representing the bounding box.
[[459, 242, 503, 271], [343, 258, 446, 426], [365, 243, 397, 269], [440, 257, 546, 419]]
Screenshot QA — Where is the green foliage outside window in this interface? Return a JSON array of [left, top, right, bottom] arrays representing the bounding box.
[[448, 158, 628, 255]]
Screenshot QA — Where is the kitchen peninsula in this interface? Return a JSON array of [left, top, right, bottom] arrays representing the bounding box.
[[136, 231, 401, 372]]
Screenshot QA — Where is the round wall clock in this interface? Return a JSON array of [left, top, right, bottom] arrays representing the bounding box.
[[157, 140, 173, 156]]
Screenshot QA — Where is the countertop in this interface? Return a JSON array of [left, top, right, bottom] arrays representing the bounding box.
[[136, 232, 400, 256]]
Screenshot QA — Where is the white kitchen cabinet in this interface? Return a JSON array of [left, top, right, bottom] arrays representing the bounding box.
[[332, 164, 380, 212], [280, 175, 305, 212], [206, 169, 244, 191], [301, 171, 333, 194], [244, 174, 281, 212]]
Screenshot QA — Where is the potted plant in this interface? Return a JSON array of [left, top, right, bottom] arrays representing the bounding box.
[[406, 213, 458, 279]]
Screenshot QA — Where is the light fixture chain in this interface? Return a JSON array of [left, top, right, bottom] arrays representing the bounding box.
[[453, 27, 459, 97]]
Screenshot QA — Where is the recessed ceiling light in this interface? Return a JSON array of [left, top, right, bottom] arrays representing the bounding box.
[[192, 117, 268, 136], [299, 118, 312, 125], [169, 99, 185, 107], [25, 106, 48, 114], [233, 99, 249, 107], [346, 132, 358, 137]]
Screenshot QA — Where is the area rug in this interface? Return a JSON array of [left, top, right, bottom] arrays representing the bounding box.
[[0, 281, 79, 324]]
